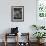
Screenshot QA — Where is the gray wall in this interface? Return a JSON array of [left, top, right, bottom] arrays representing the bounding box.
[[0, 0, 37, 42], [0, 0, 36, 34]]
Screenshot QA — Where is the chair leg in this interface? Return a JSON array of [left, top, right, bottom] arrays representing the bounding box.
[[4, 41, 7, 46], [4, 33, 7, 46]]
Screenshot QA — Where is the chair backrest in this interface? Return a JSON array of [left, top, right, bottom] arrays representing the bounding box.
[[18, 33, 29, 42]]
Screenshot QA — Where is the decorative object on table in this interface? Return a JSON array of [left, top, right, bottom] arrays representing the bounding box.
[[11, 27, 18, 34], [11, 6, 24, 22]]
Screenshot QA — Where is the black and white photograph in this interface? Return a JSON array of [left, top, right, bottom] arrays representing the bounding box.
[[11, 6, 24, 22]]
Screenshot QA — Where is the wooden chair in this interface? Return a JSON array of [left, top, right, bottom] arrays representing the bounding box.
[[18, 33, 30, 46], [4, 33, 18, 46]]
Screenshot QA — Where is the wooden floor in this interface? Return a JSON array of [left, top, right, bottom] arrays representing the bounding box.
[[0, 42, 46, 46]]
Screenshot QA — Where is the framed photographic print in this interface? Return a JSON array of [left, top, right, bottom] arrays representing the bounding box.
[[11, 6, 24, 22]]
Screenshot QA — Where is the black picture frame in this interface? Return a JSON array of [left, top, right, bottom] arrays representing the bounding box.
[[11, 6, 24, 22]]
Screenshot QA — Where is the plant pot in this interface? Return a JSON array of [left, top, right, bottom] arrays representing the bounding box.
[[37, 39, 40, 43], [40, 38, 45, 43], [37, 39, 45, 44]]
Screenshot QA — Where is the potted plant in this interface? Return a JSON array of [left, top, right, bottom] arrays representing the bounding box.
[[33, 32, 46, 43]]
